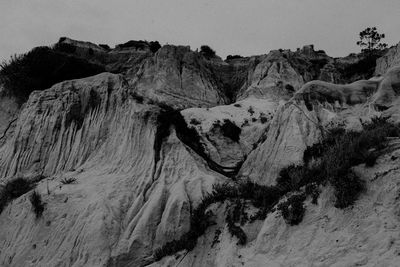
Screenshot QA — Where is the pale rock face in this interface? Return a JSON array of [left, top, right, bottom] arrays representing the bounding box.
[[182, 98, 278, 175], [375, 42, 400, 76], [0, 72, 225, 266], [239, 101, 324, 185], [236, 51, 304, 101], [127, 45, 228, 109], [238, 65, 397, 185], [296, 79, 381, 106]]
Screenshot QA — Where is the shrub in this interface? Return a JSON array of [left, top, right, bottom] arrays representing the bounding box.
[[365, 152, 378, 167], [149, 41, 162, 53], [218, 119, 241, 142], [285, 84, 295, 92], [226, 220, 247, 245], [190, 118, 201, 125], [331, 170, 364, 208], [29, 191, 45, 218], [99, 44, 111, 51], [200, 45, 216, 59], [300, 117, 398, 208], [0, 177, 34, 214], [277, 193, 306, 225], [0, 46, 105, 102], [116, 40, 148, 50], [60, 177, 77, 184], [341, 54, 381, 80], [259, 113, 269, 124], [226, 55, 243, 60]]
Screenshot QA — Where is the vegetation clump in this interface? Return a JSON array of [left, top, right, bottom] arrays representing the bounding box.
[[226, 55, 243, 60], [0, 177, 34, 214], [200, 45, 216, 59], [60, 177, 77, 185], [356, 27, 387, 55], [219, 119, 241, 142], [277, 193, 306, 225], [0, 46, 105, 102], [29, 191, 45, 218]]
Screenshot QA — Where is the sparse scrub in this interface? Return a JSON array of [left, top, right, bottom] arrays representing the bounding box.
[[190, 118, 201, 125], [299, 117, 398, 208], [213, 119, 241, 142], [200, 45, 216, 59], [0, 46, 105, 102], [277, 193, 306, 225], [153, 115, 399, 261], [60, 177, 77, 185], [29, 191, 45, 218]]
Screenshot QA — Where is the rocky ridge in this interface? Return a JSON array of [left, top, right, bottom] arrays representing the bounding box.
[[0, 38, 400, 266]]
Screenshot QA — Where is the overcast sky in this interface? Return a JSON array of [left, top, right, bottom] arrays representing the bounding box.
[[1, 0, 399, 61]]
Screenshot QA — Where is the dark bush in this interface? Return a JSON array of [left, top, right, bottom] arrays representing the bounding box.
[[149, 41, 162, 53], [29, 191, 45, 218], [365, 152, 378, 167], [226, 55, 243, 60], [200, 45, 216, 59], [216, 119, 241, 142], [331, 170, 364, 208], [99, 44, 111, 51], [338, 52, 384, 80], [60, 177, 77, 184], [259, 113, 269, 124], [0, 46, 105, 102], [305, 183, 320, 205], [0, 177, 34, 214], [285, 84, 295, 92], [226, 221, 247, 245], [277, 194, 306, 225], [116, 40, 148, 49], [190, 118, 201, 125]]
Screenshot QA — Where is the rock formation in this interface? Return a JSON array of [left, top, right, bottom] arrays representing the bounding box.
[[1, 38, 400, 267]]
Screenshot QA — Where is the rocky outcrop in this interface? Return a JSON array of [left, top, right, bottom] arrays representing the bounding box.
[[1, 38, 400, 267], [0, 71, 227, 266], [56, 37, 153, 74], [182, 98, 277, 176], [126, 45, 229, 109], [375, 42, 400, 76]]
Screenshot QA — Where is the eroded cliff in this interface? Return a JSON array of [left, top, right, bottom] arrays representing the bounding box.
[[1, 38, 400, 267]]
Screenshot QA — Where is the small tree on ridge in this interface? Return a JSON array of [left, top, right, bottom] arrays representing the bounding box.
[[356, 27, 387, 55]]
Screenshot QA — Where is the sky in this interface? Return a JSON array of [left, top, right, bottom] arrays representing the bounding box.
[[0, 0, 400, 61]]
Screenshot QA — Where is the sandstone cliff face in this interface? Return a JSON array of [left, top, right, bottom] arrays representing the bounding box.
[[1, 40, 400, 267]]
